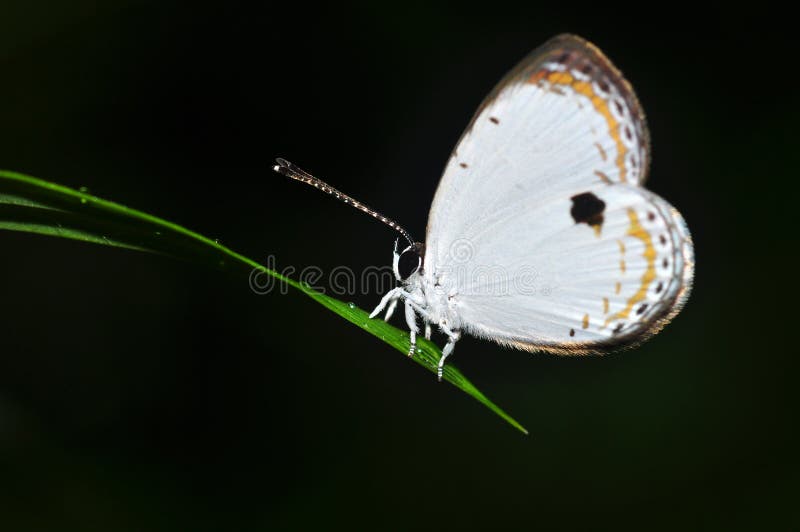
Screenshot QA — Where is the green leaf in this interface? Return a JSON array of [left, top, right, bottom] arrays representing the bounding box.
[[0, 169, 527, 435]]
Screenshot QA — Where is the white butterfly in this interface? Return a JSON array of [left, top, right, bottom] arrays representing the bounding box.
[[275, 34, 694, 380]]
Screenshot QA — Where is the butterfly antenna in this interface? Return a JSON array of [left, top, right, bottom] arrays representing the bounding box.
[[273, 158, 415, 246]]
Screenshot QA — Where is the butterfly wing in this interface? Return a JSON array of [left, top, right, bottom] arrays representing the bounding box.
[[423, 34, 693, 353], [445, 183, 693, 353]]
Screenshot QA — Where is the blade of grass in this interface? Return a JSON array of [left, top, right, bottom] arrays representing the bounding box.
[[0, 169, 527, 434]]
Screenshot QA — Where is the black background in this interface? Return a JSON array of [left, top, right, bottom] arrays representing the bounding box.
[[0, 1, 795, 530]]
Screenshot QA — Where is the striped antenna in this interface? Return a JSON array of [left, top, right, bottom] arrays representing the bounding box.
[[273, 158, 415, 246]]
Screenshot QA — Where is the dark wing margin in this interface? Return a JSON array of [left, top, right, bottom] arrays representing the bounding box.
[[461, 33, 652, 184]]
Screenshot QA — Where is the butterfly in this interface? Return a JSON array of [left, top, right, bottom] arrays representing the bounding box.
[[274, 34, 694, 381]]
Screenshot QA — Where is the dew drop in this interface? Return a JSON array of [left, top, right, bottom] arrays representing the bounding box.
[[80, 198, 88, 204], [347, 302, 356, 309]]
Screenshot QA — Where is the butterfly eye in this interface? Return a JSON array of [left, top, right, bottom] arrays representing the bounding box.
[[398, 248, 421, 280]]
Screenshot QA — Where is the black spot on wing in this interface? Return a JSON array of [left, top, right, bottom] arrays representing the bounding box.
[[570, 192, 606, 231]]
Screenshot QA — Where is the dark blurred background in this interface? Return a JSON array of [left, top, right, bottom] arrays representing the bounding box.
[[0, 1, 795, 530]]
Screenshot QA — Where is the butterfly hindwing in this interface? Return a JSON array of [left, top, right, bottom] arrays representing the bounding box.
[[446, 183, 693, 353]]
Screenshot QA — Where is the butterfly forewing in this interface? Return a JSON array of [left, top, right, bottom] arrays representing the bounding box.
[[423, 34, 692, 354]]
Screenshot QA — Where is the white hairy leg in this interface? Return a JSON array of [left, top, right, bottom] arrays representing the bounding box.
[[438, 329, 461, 382], [384, 298, 399, 321], [370, 288, 444, 378], [369, 287, 402, 319], [404, 299, 420, 356]]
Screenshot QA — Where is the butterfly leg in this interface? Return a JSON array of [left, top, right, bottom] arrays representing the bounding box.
[[372, 288, 430, 357], [384, 297, 399, 321], [404, 299, 420, 357], [369, 287, 402, 319], [424, 323, 432, 340], [437, 327, 461, 382]]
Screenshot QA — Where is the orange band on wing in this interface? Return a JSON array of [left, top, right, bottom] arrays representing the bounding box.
[[528, 70, 628, 182], [604, 209, 656, 326]]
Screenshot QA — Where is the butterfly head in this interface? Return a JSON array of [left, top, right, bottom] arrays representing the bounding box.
[[393, 241, 425, 282]]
